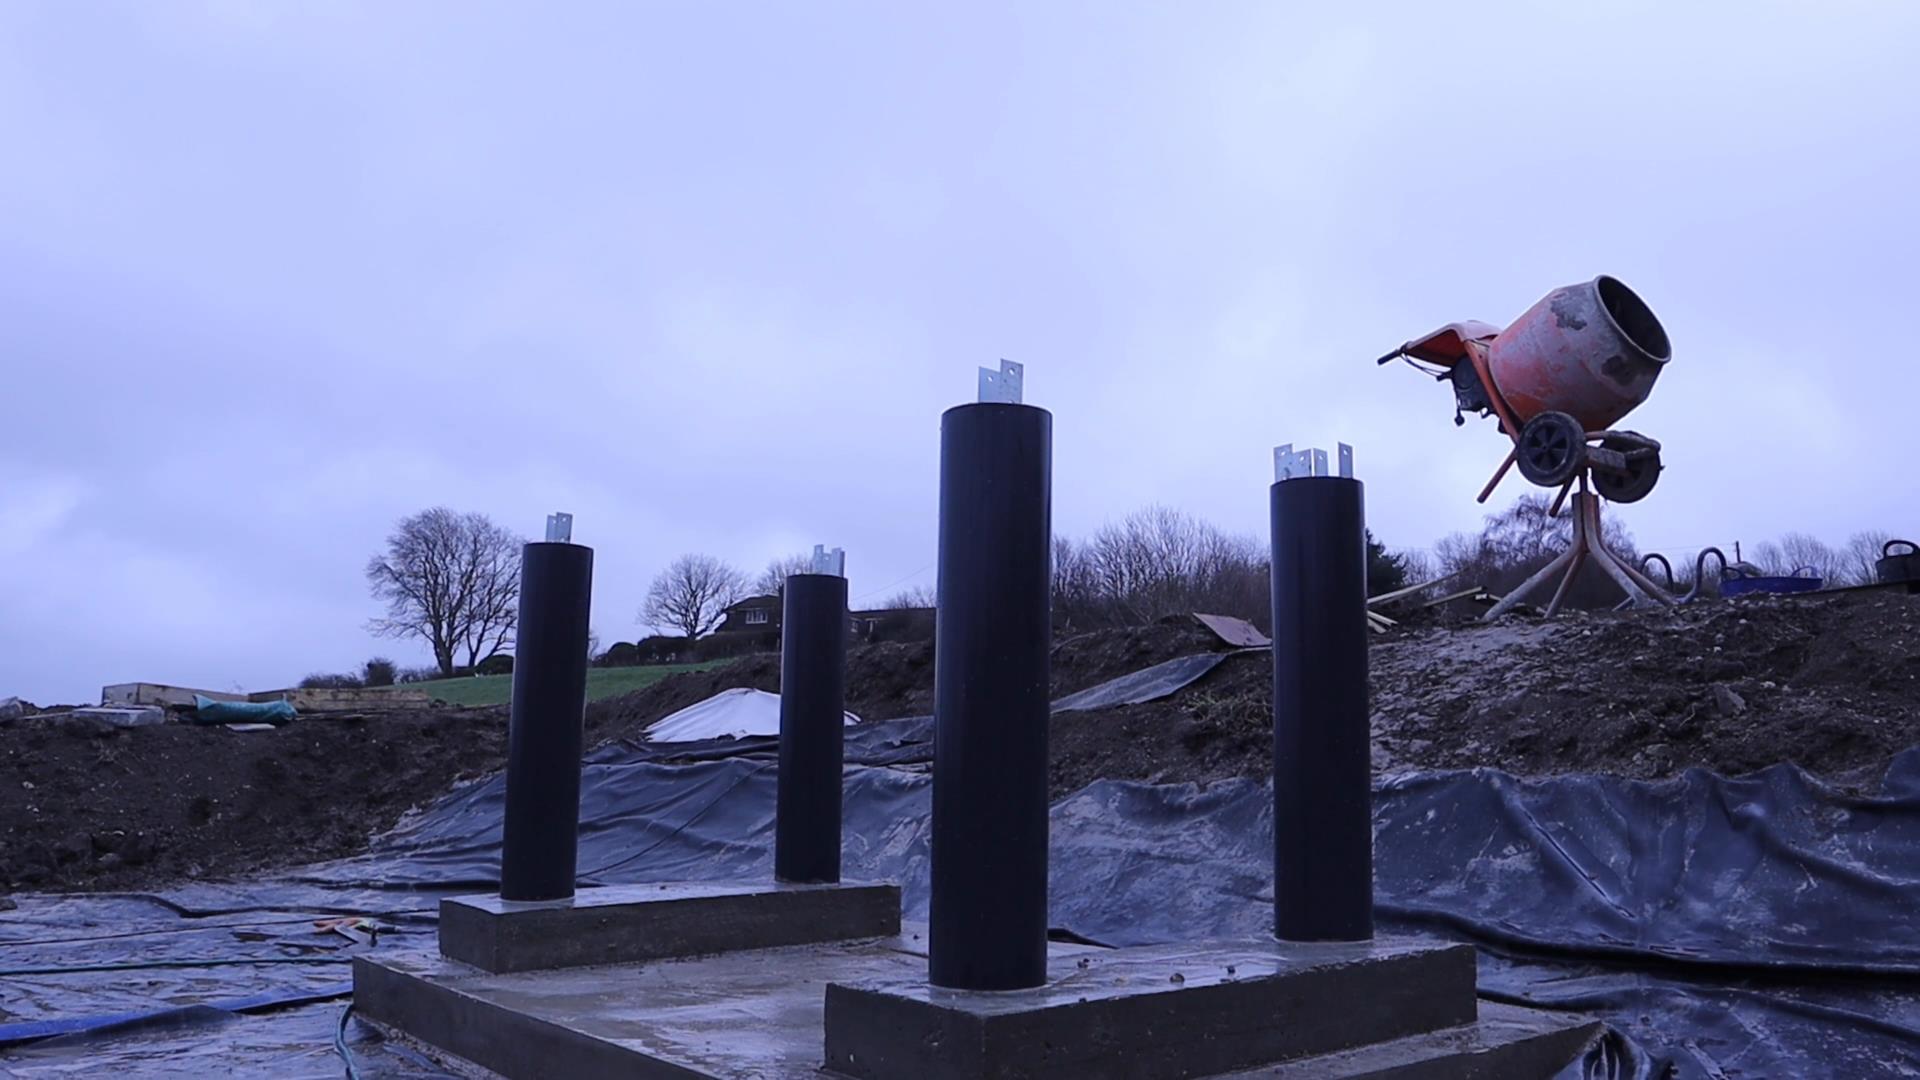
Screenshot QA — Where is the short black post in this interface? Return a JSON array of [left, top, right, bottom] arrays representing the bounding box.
[[499, 530, 594, 902], [929, 394, 1052, 991], [1270, 450, 1374, 941], [776, 567, 849, 884]]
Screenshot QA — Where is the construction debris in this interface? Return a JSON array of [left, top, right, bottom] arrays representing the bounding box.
[[101, 683, 246, 709], [246, 687, 434, 712], [1191, 613, 1270, 648], [644, 688, 858, 742]]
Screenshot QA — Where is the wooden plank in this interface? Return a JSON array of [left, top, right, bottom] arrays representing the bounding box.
[[102, 683, 246, 708], [248, 687, 434, 711], [1419, 586, 1490, 609], [1367, 569, 1465, 608]]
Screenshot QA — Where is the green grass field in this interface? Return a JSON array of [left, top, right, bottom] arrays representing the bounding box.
[[393, 661, 733, 708]]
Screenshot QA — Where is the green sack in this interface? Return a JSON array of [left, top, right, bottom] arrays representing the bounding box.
[[191, 695, 297, 726]]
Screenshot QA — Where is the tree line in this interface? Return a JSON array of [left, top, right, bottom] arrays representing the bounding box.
[[349, 503, 1907, 679]]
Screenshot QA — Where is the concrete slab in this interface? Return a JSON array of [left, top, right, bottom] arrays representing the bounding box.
[[17, 706, 167, 731], [1227, 1002, 1604, 1079], [356, 933, 1593, 1079], [70, 706, 167, 727], [355, 930, 938, 1078], [823, 939, 1478, 1080], [438, 880, 902, 973]]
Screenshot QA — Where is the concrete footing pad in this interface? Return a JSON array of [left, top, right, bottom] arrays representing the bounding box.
[[1229, 1002, 1605, 1079], [437, 880, 901, 972], [822, 939, 1479, 1079], [354, 929, 1599, 1079]]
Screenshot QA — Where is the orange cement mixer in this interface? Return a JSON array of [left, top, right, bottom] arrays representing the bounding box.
[[1378, 275, 1671, 505]]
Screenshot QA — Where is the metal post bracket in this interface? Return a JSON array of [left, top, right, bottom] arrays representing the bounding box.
[[1274, 443, 1354, 483], [978, 359, 1024, 404], [811, 544, 846, 577], [545, 512, 574, 543]]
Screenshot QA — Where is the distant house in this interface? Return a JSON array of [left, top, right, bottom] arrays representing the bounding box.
[[714, 595, 935, 646], [851, 606, 935, 644], [713, 595, 782, 636]]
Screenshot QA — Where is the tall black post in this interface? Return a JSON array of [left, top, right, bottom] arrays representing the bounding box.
[[776, 571, 849, 884], [1270, 469, 1374, 941], [499, 539, 594, 902], [929, 401, 1052, 990]]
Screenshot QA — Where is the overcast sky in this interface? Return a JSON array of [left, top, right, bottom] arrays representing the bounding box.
[[4, 2, 1916, 704]]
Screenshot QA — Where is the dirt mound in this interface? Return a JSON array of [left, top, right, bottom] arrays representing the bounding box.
[[0, 620, 1230, 893], [1374, 589, 1920, 786], [0, 707, 511, 893], [1046, 590, 1920, 797], [7, 598, 1914, 893]]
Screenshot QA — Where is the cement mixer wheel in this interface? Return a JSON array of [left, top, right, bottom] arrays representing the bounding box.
[[1593, 440, 1661, 503], [1515, 411, 1586, 488]]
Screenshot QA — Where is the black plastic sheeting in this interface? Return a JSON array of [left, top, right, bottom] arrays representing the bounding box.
[[600, 650, 1237, 766], [7, 733, 1920, 1075]]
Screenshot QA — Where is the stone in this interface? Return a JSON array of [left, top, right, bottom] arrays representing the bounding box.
[[1711, 685, 1748, 716]]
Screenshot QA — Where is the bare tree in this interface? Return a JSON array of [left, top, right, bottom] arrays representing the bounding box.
[[1843, 529, 1895, 586], [1085, 505, 1265, 625], [879, 585, 937, 609], [1752, 532, 1846, 583], [366, 508, 523, 678], [1051, 536, 1103, 630], [642, 554, 748, 638], [1395, 548, 1437, 590], [754, 552, 815, 596]]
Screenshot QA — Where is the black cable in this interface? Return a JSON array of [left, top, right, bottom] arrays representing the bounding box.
[[0, 957, 352, 977], [334, 1002, 363, 1080]]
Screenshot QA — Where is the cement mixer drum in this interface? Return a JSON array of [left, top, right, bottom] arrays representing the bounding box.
[[1486, 275, 1671, 432], [1376, 274, 1673, 507]]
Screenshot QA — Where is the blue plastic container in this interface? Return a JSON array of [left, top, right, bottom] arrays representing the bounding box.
[[1721, 568, 1824, 597]]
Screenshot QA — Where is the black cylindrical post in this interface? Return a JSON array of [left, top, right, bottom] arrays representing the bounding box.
[[776, 572, 850, 884], [1270, 474, 1374, 941], [499, 541, 594, 901], [929, 402, 1052, 990]]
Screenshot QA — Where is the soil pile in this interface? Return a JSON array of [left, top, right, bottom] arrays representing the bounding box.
[[0, 621, 1218, 892], [4, 595, 1915, 893], [1051, 590, 1920, 795]]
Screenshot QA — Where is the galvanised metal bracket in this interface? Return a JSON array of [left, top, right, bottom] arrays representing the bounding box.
[[978, 359, 1024, 404], [545, 512, 574, 543], [810, 544, 846, 577], [1274, 443, 1354, 483]]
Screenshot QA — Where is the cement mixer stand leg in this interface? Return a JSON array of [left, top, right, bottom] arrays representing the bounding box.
[[1484, 484, 1675, 619]]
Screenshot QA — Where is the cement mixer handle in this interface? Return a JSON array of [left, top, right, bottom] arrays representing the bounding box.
[[1887, 539, 1919, 558], [1375, 347, 1405, 365]]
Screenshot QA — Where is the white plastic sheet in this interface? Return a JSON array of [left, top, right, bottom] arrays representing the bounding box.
[[642, 688, 859, 743]]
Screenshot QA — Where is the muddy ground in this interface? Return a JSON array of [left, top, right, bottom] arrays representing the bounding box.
[[1055, 589, 1920, 797], [3, 592, 1915, 893]]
